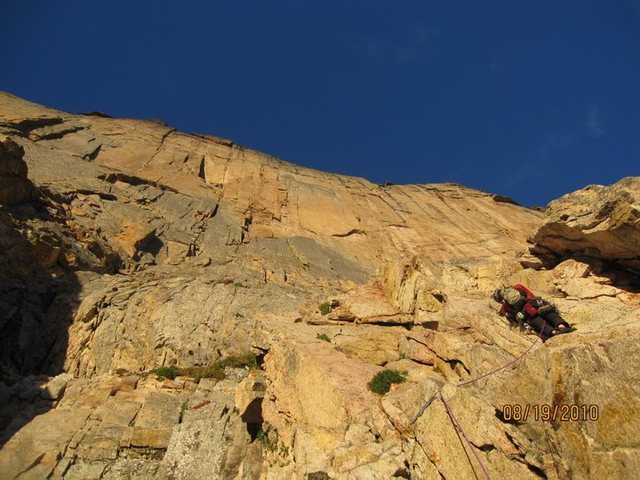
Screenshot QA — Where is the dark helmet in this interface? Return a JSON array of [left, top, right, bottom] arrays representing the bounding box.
[[492, 288, 504, 303]]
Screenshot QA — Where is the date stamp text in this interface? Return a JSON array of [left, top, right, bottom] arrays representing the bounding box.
[[502, 404, 600, 422]]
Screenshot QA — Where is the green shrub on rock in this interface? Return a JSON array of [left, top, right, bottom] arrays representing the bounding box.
[[318, 302, 331, 316], [150, 352, 259, 383], [152, 366, 180, 380], [181, 353, 259, 382], [367, 369, 407, 395]]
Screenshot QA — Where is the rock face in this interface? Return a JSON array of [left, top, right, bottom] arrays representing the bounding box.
[[0, 90, 638, 479], [0, 134, 32, 204], [531, 178, 640, 276]]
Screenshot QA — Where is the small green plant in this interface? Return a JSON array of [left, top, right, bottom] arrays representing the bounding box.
[[179, 352, 259, 382], [367, 369, 407, 395], [257, 428, 276, 452], [181, 364, 226, 382], [234, 282, 245, 288], [217, 353, 259, 370], [152, 366, 180, 380], [318, 302, 331, 316], [316, 333, 331, 343], [150, 352, 259, 383], [115, 368, 129, 376], [179, 401, 189, 423]]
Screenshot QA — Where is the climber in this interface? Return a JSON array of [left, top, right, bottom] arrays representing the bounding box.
[[492, 285, 574, 341]]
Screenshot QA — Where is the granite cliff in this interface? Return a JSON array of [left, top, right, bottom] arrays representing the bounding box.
[[0, 91, 638, 479]]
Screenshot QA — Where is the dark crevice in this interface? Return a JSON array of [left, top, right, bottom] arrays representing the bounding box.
[[79, 111, 112, 118], [35, 125, 85, 141], [363, 319, 415, 329], [492, 194, 520, 205], [38, 187, 116, 204], [410, 357, 436, 367], [332, 229, 365, 238], [82, 144, 102, 161], [392, 466, 411, 478], [240, 214, 253, 244], [97, 172, 179, 193], [444, 358, 470, 376], [75, 189, 117, 201], [525, 462, 548, 479], [432, 293, 446, 303], [138, 236, 164, 257], [211, 203, 219, 218], [198, 156, 206, 179], [306, 473, 332, 480], [494, 408, 524, 426], [0, 117, 64, 135], [503, 430, 521, 450], [476, 443, 496, 452], [241, 397, 264, 441], [419, 320, 440, 330], [255, 352, 266, 369]]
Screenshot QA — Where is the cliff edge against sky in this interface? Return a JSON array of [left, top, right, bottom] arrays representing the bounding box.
[[0, 91, 638, 479]]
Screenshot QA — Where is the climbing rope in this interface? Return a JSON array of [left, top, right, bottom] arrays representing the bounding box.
[[456, 329, 542, 388], [410, 320, 547, 479], [440, 390, 492, 480]]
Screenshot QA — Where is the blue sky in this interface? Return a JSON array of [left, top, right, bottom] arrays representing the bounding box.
[[1, 1, 639, 206]]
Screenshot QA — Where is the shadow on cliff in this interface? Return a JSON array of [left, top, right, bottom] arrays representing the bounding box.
[[591, 261, 640, 293], [0, 203, 81, 449], [533, 253, 640, 294]]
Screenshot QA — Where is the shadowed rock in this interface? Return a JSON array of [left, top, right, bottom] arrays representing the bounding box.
[[0, 135, 32, 205]]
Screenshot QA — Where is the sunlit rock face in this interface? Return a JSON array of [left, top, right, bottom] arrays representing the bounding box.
[[531, 177, 640, 276], [0, 91, 638, 479]]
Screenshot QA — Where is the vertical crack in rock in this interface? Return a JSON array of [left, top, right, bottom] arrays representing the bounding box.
[[142, 128, 176, 169], [82, 143, 102, 161]]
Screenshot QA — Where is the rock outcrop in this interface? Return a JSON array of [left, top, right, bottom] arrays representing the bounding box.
[[0, 134, 32, 205], [0, 91, 638, 479], [531, 177, 640, 277]]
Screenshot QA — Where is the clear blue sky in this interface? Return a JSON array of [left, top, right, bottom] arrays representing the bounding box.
[[2, 1, 639, 206]]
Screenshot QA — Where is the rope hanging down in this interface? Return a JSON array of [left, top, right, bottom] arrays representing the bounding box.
[[440, 391, 492, 480], [409, 321, 547, 480]]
